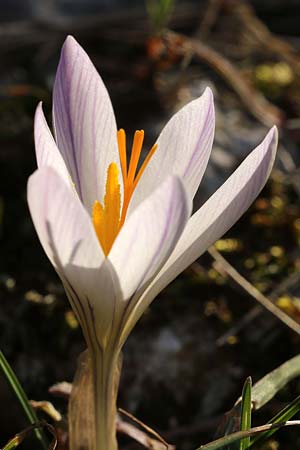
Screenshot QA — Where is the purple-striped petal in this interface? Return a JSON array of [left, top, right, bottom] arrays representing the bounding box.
[[27, 167, 118, 348], [108, 175, 191, 302], [128, 88, 215, 213], [34, 102, 71, 184], [119, 127, 278, 344], [53, 36, 120, 213]]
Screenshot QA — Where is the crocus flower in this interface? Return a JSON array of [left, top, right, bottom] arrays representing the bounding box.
[[27, 36, 277, 450]]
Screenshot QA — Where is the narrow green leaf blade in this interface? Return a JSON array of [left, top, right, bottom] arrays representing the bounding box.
[[251, 354, 300, 410], [2, 426, 33, 450], [250, 394, 300, 447], [217, 354, 300, 444], [1, 422, 57, 450], [2, 435, 22, 450], [239, 377, 252, 450], [194, 421, 300, 450], [0, 351, 48, 449]]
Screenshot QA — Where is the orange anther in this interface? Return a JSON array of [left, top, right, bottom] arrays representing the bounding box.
[[93, 130, 157, 255]]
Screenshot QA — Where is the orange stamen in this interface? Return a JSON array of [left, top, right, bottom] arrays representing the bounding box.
[[92, 130, 157, 255], [117, 129, 127, 186], [92, 163, 121, 256], [127, 130, 144, 187], [119, 130, 157, 227], [133, 143, 158, 190], [93, 200, 105, 250]]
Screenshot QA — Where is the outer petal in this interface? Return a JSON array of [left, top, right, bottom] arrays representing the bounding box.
[[27, 167, 119, 348], [34, 102, 71, 184], [108, 176, 191, 302], [53, 35, 120, 212], [119, 127, 278, 345], [129, 88, 215, 212]]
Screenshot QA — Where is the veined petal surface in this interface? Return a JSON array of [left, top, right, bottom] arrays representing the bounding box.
[[119, 127, 278, 345], [108, 176, 191, 302], [34, 102, 71, 184], [27, 167, 118, 348], [53, 36, 120, 212], [129, 88, 215, 213]]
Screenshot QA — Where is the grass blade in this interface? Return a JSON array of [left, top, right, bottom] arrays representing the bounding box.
[[239, 377, 252, 450], [0, 351, 48, 449], [194, 421, 300, 450], [251, 354, 300, 410], [217, 354, 300, 444], [250, 394, 300, 447], [2, 422, 57, 450]]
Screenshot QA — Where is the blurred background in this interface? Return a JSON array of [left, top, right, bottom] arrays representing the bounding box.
[[1, 1, 300, 449]]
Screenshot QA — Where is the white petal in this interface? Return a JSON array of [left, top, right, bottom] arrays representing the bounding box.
[[27, 167, 119, 348], [129, 88, 215, 212], [53, 35, 120, 212], [119, 127, 278, 345], [34, 102, 71, 184], [108, 176, 191, 302]]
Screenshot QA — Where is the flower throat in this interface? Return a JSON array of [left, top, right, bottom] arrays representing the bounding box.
[[92, 130, 157, 256]]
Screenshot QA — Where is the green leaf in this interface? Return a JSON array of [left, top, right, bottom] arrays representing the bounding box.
[[2, 434, 23, 450], [251, 354, 300, 410], [239, 377, 252, 450], [0, 351, 48, 449], [2, 425, 34, 450], [250, 394, 300, 447], [2, 422, 57, 450], [216, 354, 300, 444], [145, 0, 176, 32], [194, 420, 300, 450]]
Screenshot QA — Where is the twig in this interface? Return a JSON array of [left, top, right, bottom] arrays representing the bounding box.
[[197, 0, 223, 39], [232, 0, 300, 69], [213, 266, 300, 346], [163, 416, 220, 440], [118, 408, 173, 450], [29, 400, 62, 422], [48, 382, 175, 449], [207, 246, 300, 335], [215, 305, 262, 347], [48, 381, 72, 399], [195, 420, 300, 450], [117, 416, 174, 450], [162, 30, 283, 127]]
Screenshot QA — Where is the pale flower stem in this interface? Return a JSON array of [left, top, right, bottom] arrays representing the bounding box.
[[92, 348, 122, 450]]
